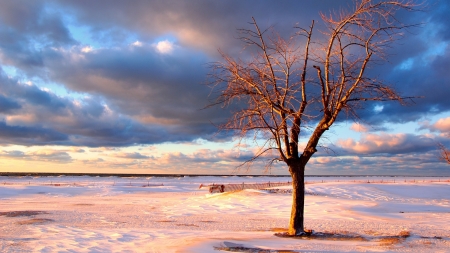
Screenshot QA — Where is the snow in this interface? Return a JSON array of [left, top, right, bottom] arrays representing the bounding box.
[[1, 176, 449, 252]]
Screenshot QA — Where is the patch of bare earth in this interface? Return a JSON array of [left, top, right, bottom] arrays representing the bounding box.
[[17, 218, 54, 225], [214, 241, 296, 253], [376, 231, 410, 246], [214, 246, 296, 253], [215, 231, 416, 252], [176, 223, 199, 227], [0, 211, 49, 217], [273, 230, 412, 246], [275, 230, 368, 242]]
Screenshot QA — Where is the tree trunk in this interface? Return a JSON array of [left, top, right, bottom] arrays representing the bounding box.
[[288, 161, 305, 235]]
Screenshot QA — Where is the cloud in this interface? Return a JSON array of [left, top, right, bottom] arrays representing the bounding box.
[[336, 132, 436, 155], [0, 150, 25, 158], [307, 151, 449, 176], [0, 69, 228, 147], [0, 149, 72, 163], [0, 94, 21, 113], [44, 43, 220, 121], [69, 147, 85, 153], [114, 152, 150, 159], [155, 40, 173, 54], [426, 117, 450, 133], [349, 123, 369, 133], [0, 0, 448, 151], [81, 46, 93, 53], [132, 41, 143, 47], [418, 117, 450, 139], [54, 0, 347, 55], [0, 2, 76, 76], [0, 121, 68, 146]]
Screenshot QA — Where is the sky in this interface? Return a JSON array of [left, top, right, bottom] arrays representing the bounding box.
[[0, 0, 449, 176]]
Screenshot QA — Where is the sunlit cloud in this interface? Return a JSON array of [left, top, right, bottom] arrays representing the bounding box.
[[350, 123, 369, 133], [81, 46, 93, 53], [431, 117, 450, 132], [155, 40, 174, 54], [419, 117, 450, 136], [69, 147, 85, 153], [336, 132, 436, 155], [132, 41, 143, 47], [373, 105, 384, 113]]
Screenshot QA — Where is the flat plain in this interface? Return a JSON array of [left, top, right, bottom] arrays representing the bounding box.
[[1, 176, 449, 252]]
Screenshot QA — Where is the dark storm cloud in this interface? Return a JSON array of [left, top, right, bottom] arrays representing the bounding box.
[[43, 45, 227, 142], [47, 45, 214, 121], [53, 0, 348, 55], [0, 0, 448, 148], [0, 71, 217, 147], [0, 94, 21, 113], [430, 0, 450, 41], [0, 1, 75, 74], [345, 0, 450, 125], [0, 1, 74, 46], [0, 121, 68, 145]]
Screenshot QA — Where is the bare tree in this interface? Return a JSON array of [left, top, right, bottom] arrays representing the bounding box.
[[209, 0, 419, 235], [438, 143, 450, 164]]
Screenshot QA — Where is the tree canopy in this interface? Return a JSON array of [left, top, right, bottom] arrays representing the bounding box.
[[209, 0, 420, 235]]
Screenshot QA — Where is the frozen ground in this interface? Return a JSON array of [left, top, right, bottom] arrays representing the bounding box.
[[0, 175, 449, 252]]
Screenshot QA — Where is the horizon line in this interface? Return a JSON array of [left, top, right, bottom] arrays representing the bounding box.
[[1, 172, 449, 177]]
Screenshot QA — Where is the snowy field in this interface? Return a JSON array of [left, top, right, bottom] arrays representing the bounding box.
[[1, 175, 449, 252]]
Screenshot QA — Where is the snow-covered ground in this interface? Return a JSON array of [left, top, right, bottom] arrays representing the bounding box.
[[0, 175, 449, 252]]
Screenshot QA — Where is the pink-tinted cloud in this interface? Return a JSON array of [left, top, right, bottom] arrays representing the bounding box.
[[419, 117, 450, 138], [337, 133, 436, 155], [349, 123, 369, 132], [430, 117, 450, 132]]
